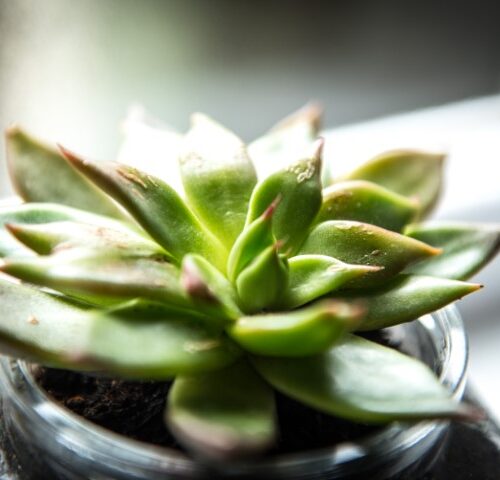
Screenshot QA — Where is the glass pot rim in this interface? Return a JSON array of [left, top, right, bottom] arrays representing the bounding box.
[[0, 305, 468, 478]]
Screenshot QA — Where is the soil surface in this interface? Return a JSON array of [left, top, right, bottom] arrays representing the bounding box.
[[34, 330, 401, 455]]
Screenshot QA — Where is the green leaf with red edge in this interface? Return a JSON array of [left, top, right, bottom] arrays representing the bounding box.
[[5, 127, 125, 219], [253, 334, 474, 424], [344, 150, 445, 217], [299, 220, 440, 287], [179, 114, 257, 248], [0, 278, 239, 378], [404, 223, 500, 280], [61, 149, 227, 271], [167, 360, 275, 459]]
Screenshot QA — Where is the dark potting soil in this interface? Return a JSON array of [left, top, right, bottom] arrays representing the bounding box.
[[34, 329, 404, 455]]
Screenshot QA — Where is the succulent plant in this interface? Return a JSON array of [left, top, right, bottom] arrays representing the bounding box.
[[1, 105, 499, 460]]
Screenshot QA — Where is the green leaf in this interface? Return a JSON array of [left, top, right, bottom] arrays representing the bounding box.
[[117, 106, 184, 193], [277, 254, 381, 309], [0, 278, 239, 378], [246, 139, 323, 254], [229, 301, 362, 357], [89, 312, 239, 379], [0, 249, 189, 307], [181, 254, 242, 322], [316, 180, 419, 232], [253, 334, 470, 423], [167, 360, 275, 458], [404, 223, 500, 280], [335, 274, 481, 331], [227, 200, 276, 283], [5, 127, 125, 219], [344, 150, 445, 217], [5, 221, 169, 259], [248, 103, 322, 180], [236, 245, 289, 313], [0, 203, 140, 258], [61, 149, 227, 271], [179, 114, 257, 248], [299, 220, 440, 287]]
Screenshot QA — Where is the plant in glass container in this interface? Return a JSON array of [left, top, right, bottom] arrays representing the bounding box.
[[0, 105, 498, 479]]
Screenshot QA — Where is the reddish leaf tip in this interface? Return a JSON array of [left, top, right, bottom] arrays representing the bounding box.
[[262, 195, 282, 220], [4, 124, 22, 139], [181, 260, 217, 303], [312, 137, 325, 159]]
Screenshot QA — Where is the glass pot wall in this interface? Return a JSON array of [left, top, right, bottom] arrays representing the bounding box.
[[0, 305, 468, 480]]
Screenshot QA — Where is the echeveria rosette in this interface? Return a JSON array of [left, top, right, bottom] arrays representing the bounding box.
[[0, 106, 498, 461]]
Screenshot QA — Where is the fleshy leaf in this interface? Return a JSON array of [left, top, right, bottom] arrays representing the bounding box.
[[181, 254, 242, 322], [404, 223, 500, 280], [179, 114, 257, 248], [316, 180, 419, 232], [5, 127, 125, 219], [229, 301, 362, 357], [227, 199, 277, 283], [167, 360, 275, 459], [236, 244, 288, 313], [5, 221, 169, 259], [117, 106, 184, 193], [344, 150, 445, 217], [0, 278, 239, 378], [0, 203, 142, 258], [246, 139, 323, 254], [61, 149, 227, 270], [277, 254, 381, 309], [335, 274, 481, 331], [253, 334, 469, 423], [0, 249, 189, 307], [248, 103, 322, 180], [299, 220, 440, 287]]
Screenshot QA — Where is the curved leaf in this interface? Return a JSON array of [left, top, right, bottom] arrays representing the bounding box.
[[179, 114, 257, 248], [5, 127, 125, 219], [61, 149, 227, 270], [344, 150, 445, 217], [117, 106, 184, 193], [246, 139, 323, 254], [227, 200, 276, 283], [404, 223, 500, 280], [167, 360, 275, 459], [0, 203, 141, 258], [277, 254, 381, 309], [253, 334, 470, 423], [336, 274, 480, 331], [236, 245, 288, 313], [181, 254, 242, 322], [0, 278, 239, 378], [316, 180, 419, 232], [5, 221, 168, 259], [299, 220, 440, 287], [0, 249, 189, 307], [248, 103, 322, 180], [229, 301, 362, 357]]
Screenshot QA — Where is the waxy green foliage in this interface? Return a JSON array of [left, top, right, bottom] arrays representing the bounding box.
[[0, 106, 497, 460]]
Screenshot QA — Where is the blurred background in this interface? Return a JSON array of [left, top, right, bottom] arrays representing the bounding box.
[[1, 0, 500, 415]]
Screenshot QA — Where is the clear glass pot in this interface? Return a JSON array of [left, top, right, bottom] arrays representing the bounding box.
[[0, 305, 468, 480]]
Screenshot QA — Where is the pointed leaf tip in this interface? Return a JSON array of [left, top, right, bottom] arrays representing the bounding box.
[[312, 137, 325, 159], [230, 300, 361, 357], [6, 130, 125, 219], [181, 258, 217, 304], [263, 195, 282, 220], [404, 223, 500, 280], [62, 151, 227, 269], [254, 334, 464, 423], [270, 102, 323, 134]]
